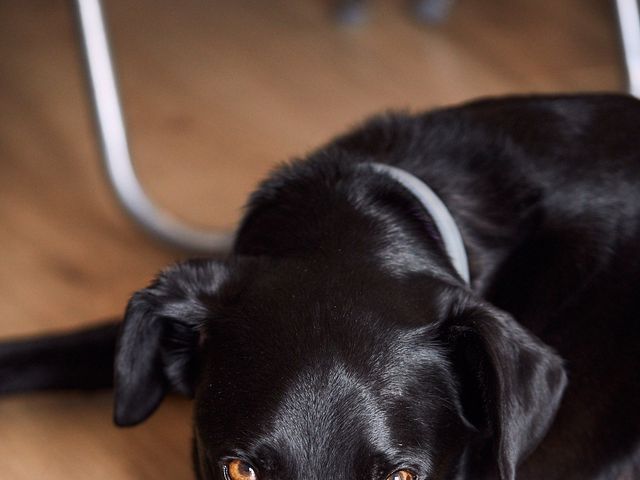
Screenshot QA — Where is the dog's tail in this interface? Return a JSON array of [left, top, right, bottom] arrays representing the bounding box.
[[0, 321, 119, 394]]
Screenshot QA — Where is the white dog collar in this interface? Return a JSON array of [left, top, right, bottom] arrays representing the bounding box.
[[369, 163, 470, 284]]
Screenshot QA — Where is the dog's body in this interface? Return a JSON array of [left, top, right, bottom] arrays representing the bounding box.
[[1, 94, 639, 479]]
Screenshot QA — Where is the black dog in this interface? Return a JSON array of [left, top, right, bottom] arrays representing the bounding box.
[[1, 94, 639, 479]]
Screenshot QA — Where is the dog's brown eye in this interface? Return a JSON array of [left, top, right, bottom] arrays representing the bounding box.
[[225, 459, 257, 480], [386, 469, 416, 480]]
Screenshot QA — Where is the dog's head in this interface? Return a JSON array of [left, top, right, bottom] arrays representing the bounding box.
[[114, 257, 566, 480]]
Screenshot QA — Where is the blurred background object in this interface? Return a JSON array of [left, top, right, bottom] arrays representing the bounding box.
[[335, 0, 457, 25], [0, 1, 629, 478]]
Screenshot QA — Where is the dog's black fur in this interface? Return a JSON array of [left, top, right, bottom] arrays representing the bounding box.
[[1, 94, 639, 479]]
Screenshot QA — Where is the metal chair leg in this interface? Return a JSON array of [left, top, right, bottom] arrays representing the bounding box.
[[73, 0, 234, 253], [615, 0, 640, 97], [74, 0, 638, 255]]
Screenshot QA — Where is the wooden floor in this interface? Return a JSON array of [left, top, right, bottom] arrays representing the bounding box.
[[0, 0, 625, 478]]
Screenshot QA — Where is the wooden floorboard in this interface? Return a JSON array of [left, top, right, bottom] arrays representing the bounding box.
[[0, 0, 624, 478]]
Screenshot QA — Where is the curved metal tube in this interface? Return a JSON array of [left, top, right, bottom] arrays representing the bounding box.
[[74, 0, 638, 254], [615, 0, 640, 97], [74, 0, 234, 253]]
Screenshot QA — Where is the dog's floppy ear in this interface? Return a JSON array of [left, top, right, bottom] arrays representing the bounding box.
[[114, 259, 227, 427], [446, 300, 567, 480]]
